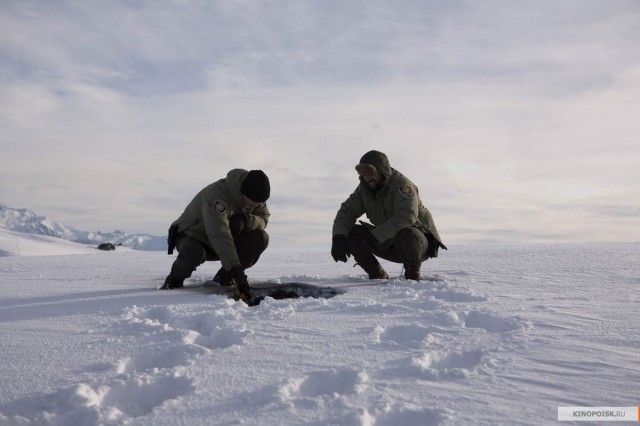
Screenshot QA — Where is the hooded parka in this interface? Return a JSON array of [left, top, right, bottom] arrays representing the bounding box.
[[171, 169, 270, 270], [332, 151, 444, 252]]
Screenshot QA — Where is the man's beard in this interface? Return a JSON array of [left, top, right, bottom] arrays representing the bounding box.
[[366, 180, 381, 192]]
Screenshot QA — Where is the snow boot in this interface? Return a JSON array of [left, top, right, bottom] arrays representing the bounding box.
[[404, 262, 421, 281], [160, 273, 184, 290], [356, 258, 389, 280]]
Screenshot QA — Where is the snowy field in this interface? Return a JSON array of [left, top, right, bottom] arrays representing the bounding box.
[[0, 239, 639, 425]]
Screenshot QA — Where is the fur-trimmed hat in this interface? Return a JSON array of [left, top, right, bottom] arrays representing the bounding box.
[[241, 170, 270, 203], [355, 150, 392, 178]]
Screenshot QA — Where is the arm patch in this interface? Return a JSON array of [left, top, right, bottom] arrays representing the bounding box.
[[399, 184, 415, 198], [213, 200, 227, 214]]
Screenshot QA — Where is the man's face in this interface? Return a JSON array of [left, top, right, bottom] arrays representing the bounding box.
[[359, 171, 383, 190], [243, 196, 264, 209]]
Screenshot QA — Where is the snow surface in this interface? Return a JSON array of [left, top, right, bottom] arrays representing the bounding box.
[[1, 237, 639, 425]]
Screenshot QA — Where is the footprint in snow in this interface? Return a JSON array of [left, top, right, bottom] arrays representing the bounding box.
[[193, 325, 249, 349], [277, 368, 368, 403], [76, 373, 194, 418], [411, 349, 485, 379], [0, 373, 194, 424], [116, 344, 205, 374], [374, 324, 436, 348], [123, 305, 249, 350]]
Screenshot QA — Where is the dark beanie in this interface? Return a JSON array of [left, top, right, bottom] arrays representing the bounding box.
[[241, 170, 270, 203]]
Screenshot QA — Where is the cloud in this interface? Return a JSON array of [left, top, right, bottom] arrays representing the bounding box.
[[1, 1, 639, 245]]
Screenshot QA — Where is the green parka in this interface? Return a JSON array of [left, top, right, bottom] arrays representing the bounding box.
[[171, 169, 270, 270], [332, 152, 444, 250]]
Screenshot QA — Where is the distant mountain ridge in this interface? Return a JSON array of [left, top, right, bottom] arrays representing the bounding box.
[[0, 204, 165, 251]]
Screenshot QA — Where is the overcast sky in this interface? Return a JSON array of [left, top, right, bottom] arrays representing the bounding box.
[[1, 0, 639, 247]]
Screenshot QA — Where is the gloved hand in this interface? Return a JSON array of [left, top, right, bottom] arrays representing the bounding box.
[[229, 266, 252, 301], [331, 235, 351, 262], [229, 213, 249, 239]]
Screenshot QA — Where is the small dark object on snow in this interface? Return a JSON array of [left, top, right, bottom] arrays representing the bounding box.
[[97, 243, 116, 251]]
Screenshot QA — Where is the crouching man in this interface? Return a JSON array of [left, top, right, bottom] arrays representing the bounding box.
[[331, 150, 446, 281], [162, 169, 271, 301]]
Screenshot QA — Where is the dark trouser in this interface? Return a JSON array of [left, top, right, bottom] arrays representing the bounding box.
[[170, 230, 269, 280], [347, 224, 429, 265]]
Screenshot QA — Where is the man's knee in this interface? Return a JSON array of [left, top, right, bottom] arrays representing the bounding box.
[[236, 229, 269, 269], [394, 228, 427, 262], [256, 229, 269, 250], [235, 229, 269, 255], [244, 229, 269, 250], [176, 237, 207, 266], [347, 224, 369, 250]]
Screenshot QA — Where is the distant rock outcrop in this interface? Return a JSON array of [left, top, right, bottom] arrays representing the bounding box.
[[97, 243, 117, 251]]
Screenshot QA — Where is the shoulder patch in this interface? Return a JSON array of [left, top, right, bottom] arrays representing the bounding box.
[[399, 184, 415, 198], [213, 200, 227, 214]]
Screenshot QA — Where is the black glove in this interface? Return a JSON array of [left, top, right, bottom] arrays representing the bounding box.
[[331, 235, 351, 262], [229, 266, 251, 299], [229, 213, 249, 239]]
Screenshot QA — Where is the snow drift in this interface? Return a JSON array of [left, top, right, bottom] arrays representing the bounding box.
[[1, 241, 638, 425]]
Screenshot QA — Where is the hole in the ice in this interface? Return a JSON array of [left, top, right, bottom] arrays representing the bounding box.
[[242, 282, 346, 306]]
